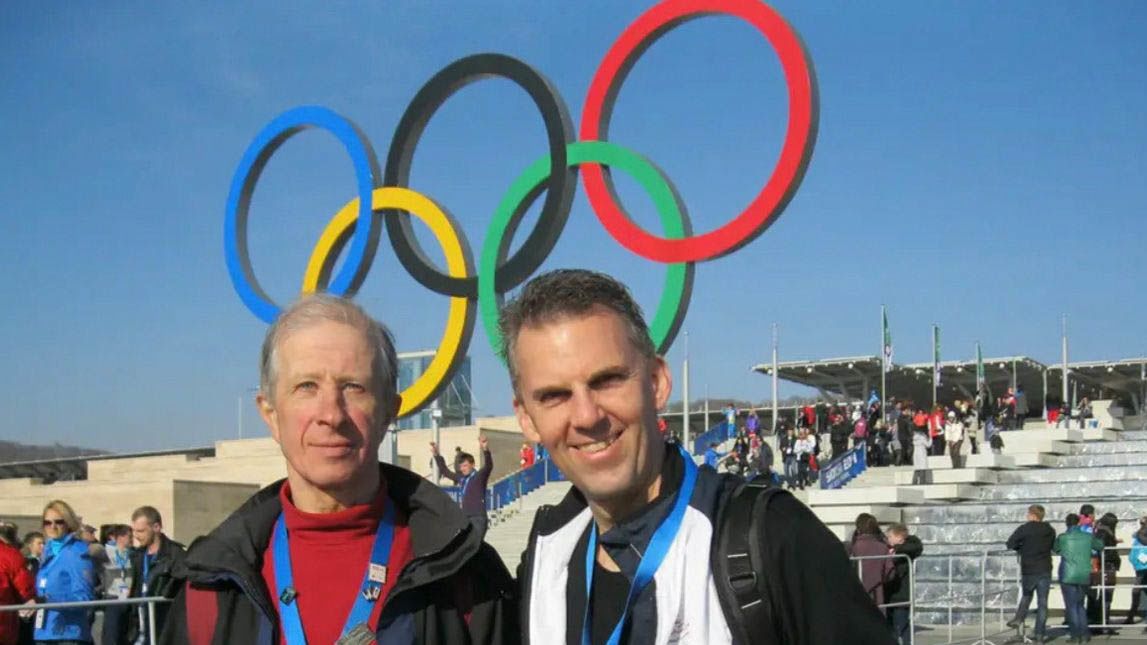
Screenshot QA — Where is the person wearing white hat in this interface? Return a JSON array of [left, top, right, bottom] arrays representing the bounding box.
[[945, 410, 965, 469]]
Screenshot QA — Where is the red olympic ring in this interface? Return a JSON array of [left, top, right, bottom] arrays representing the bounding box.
[[580, 0, 818, 263]]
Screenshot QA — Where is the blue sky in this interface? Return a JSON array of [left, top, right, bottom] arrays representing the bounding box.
[[1, 1, 1144, 452]]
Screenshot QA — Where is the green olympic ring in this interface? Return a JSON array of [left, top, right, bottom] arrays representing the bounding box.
[[479, 140, 694, 360]]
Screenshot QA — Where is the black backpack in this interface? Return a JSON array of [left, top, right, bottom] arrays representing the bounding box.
[[712, 476, 787, 644]]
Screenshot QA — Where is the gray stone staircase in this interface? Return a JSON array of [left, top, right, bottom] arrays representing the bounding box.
[[805, 410, 1147, 627], [485, 480, 573, 571]]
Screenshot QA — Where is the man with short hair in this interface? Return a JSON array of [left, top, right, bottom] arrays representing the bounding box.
[[124, 506, 185, 644], [1006, 504, 1056, 642], [160, 294, 515, 644], [1054, 513, 1104, 643], [884, 523, 923, 645], [432, 436, 494, 539], [503, 269, 890, 644]]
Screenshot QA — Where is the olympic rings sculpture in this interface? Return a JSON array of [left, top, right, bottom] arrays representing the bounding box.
[[223, 0, 819, 419]]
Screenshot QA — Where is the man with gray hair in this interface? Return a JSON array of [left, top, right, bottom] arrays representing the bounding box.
[[161, 294, 515, 644], [505, 269, 890, 644]]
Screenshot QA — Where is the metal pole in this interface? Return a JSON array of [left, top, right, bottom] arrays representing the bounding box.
[[1061, 314, 1069, 403], [1042, 369, 1048, 422], [431, 400, 441, 483], [932, 325, 939, 409], [772, 323, 779, 434], [948, 555, 954, 643], [909, 558, 916, 645], [148, 599, 157, 645], [237, 395, 243, 440], [881, 305, 887, 426], [704, 385, 710, 437], [1011, 359, 1017, 393], [980, 550, 988, 644], [683, 331, 690, 452]]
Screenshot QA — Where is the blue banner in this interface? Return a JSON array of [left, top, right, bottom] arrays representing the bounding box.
[[819, 444, 867, 490]]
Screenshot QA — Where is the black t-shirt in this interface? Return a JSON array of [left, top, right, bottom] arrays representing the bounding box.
[[588, 561, 630, 645]]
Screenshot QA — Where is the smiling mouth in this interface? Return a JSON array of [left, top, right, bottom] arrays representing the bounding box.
[[572, 428, 623, 454]]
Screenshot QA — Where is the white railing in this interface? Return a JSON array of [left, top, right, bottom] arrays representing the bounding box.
[[0, 596, 171, 644]]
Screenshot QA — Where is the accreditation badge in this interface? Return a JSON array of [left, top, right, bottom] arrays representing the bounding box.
[[368, 563, 387, 584]]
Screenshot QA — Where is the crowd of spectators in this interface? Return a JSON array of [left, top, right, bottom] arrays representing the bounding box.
[[1006, 503, 1147, 642], [0, 500, 184, 645]]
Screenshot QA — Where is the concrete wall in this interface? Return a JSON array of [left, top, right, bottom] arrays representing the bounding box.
[[172, 480, 259, 543], [396, 426, 525, 483]]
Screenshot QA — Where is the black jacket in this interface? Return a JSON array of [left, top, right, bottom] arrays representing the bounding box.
[[124, 533, 186, 642], [884, 535, 923, 605], [517, 450, 892, 645], [159, 463, 516, 645], [1006, 521, 1056, 576]]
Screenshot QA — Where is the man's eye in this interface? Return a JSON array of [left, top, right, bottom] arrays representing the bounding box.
[[342, 382, 366, 393], [295, 381, 317, 392]]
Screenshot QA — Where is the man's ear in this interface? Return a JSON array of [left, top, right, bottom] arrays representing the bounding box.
[[513, 396, 542, 444], [651, 355, 672, 411], [257, 391, 280, 444]]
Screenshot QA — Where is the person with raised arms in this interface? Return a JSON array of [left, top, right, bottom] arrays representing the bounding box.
[[503, 269, 891, 645], [160, 294, 515, 644]]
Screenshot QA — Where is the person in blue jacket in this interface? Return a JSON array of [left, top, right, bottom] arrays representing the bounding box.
[[32, 499, 96, 644], [1129, 516, 1147, 628], [703, 442, 725, 469]]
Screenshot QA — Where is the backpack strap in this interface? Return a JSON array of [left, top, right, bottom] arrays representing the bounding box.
[[713, 477, 787, 645]]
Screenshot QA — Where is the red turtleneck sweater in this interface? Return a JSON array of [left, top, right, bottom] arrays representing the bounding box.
[[261, 480, 413, 645]]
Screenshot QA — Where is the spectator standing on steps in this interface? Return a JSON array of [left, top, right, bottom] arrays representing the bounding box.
[[432, 436, 494, 540], [1006, 504, 1056, 642]]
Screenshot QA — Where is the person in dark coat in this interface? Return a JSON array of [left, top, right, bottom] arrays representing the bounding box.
[[884, 523, 922, 645], [895, 412, 913, 466], [846, 513, 894, 613], [1088, 513, 1121, 634], [1005, 504, 1056, 642]]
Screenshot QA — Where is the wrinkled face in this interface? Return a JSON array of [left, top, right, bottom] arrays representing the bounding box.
[[41, 509, 68, 540], [511, 308, 670, 508], [258, 321, 392, 499], [131, 517, 159, 549]]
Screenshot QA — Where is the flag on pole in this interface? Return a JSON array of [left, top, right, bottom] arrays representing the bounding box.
[[975, 342, 985, 390], [932, 325, 941, 386], [882, 306, 893, 370]]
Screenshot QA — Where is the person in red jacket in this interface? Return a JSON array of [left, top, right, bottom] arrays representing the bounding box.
[[520, 442, 536, 469], [0, 522, 35, 645]]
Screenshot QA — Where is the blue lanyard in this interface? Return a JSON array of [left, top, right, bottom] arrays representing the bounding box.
[[273, 500, 396, 645], [581, 445, 698, 645], [460, 472, 474, 497]]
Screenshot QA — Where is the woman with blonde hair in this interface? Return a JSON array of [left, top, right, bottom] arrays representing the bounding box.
[[32, 499, 96, 644]]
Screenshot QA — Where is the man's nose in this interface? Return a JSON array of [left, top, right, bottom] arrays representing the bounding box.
[[569, 388, 607, 430], [317, 384, 348, 425]]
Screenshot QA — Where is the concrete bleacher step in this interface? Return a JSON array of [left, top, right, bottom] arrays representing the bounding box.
[[807, 485, 924, 507], [894, 468, 997, 486], [812, 504, 902, 525]]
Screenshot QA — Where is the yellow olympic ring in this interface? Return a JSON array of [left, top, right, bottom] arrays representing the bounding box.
[[302, 187, 474, 419]]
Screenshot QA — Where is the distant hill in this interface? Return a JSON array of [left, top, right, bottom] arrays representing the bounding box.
[[0, 440, 107, 464]]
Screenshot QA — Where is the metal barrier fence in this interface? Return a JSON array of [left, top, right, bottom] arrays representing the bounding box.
[[0, 596, 170, 644], [850, 552, 915, 644], [441, 457, 570, 516], [692, 421, 734, 456]]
